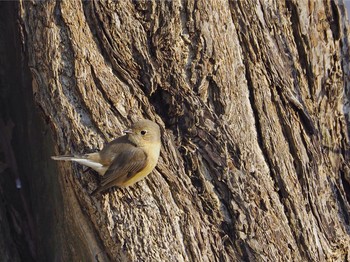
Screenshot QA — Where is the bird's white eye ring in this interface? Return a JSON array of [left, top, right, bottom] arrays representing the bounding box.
[[141, 130, 147, 135]]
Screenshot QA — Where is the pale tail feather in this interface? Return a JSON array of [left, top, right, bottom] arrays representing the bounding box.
[[51, 155, 106, 174], [51, 155, 80, 161]]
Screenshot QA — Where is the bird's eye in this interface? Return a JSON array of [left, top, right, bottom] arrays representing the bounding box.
[[140, 130, 147, 135]]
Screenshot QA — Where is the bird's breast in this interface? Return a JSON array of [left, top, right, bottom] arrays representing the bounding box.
[[120, 143, 161, 187]]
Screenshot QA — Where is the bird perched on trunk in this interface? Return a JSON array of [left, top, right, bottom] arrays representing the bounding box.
[[51, 119, 161, 195]]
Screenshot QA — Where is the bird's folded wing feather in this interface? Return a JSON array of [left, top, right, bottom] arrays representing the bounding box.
[[100, 147, 147, 188]]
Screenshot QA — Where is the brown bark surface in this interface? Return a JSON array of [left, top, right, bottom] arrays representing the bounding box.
[[1, 0, 350, 261]]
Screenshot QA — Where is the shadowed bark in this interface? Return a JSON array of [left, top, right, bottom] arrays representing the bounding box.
[[0, 0, 350, 261]]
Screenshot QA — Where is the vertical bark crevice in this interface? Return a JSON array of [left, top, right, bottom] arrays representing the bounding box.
[[285, 0, 315, 98], [329, 0, 341, 41]]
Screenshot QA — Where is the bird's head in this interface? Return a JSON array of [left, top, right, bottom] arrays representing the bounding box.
[[124, 120, 161, 147]]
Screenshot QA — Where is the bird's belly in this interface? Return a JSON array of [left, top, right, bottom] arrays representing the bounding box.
[[119, 161, 157, 187]]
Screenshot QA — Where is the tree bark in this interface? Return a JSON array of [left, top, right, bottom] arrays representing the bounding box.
[[1, 0, 350, 261]]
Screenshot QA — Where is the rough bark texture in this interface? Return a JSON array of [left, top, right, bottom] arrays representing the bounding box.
[[1, 0, 350, 261]]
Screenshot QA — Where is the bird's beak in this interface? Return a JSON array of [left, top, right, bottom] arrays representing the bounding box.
[[123, 129, 133, 134]]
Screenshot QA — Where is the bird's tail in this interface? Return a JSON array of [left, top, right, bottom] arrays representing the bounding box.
[[51, 153, 105, 175], [51, 155, 85, 161]]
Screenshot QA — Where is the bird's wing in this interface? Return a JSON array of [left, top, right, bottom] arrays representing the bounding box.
[[98, 146, 147, 190]]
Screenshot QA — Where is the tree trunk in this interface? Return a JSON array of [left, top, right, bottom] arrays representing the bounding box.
[[1, 0, 350, 261]]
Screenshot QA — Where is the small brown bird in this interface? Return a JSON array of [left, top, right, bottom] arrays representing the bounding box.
[[51, 120, 161, 195]]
